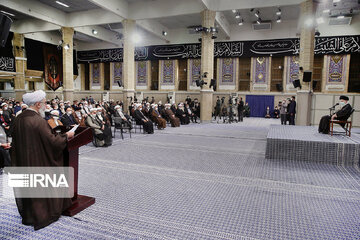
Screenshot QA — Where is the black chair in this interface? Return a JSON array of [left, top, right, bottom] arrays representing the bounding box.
[[131, 117, 144, 134], [112, 116, 132, 140], [330, 108, 355, 137]]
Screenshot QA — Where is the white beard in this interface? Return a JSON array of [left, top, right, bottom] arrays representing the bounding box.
[[39, 108, 46, 118]]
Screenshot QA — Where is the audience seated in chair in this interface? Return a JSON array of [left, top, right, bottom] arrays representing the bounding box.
[[318, 95, 353, 134], [176, 103, 190, 125], [61, 106, 78, 127], [273, 106, 280, 119], [113, 105, 132, 130], [162, 103, 180, 127], [47, 110, 63, 129], [134, 104, 154, 134], [85, 108, 108, 147], [150, 104, 166, 129]]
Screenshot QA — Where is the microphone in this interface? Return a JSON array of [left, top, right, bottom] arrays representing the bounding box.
[[329, 103, 339, 109]]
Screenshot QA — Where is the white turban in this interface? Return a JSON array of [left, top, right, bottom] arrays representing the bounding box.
[[1, 103, 7, 106], [50, 110, 59, 116], [97, 107, 102, 111], [90, 108, 97, 113], [136, 104, 141, 108], [23, 90, 46, 106], [114, 105, 121, 109]]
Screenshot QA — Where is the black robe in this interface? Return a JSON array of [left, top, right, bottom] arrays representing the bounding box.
[[134, 109, 154, 134], [319, 103, 353, 134], [11, 109, 72, 230]]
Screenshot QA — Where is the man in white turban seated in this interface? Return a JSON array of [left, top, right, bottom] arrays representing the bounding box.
[[11, 90, 74, 230], [113, 105, 132, 130], [85, 108, 107, 147], [134, 103, 154, 134]]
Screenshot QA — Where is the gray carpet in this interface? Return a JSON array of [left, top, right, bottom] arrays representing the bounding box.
[[1, 118, 360, 239]]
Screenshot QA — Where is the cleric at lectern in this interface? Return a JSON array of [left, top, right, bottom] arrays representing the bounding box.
[[10, 90, 74, 230]]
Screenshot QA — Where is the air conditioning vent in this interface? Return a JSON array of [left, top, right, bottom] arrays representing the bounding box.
[[329, 16, 352, 25], [252, 22, 272, 30]]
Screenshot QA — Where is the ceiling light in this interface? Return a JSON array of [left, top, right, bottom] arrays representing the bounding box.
[[238, 20, 243, 26], [304, 18, 313, 27], [232, 9, 237, 13], [323, 9, 330, 13], [337, 15, 345, 19], [333, 0, 341, 3], [235, 14, 241, 19], [255, 10, 260, 18], [132, 33, 141, 44], [276, 17, 281, 23], [92, 29, 98, 35], [0, 10, 15, 17], [162, 31, 167, 36], [276, 8, 281, 16], [316, 17, 324, 24], [55, 1, 69, 8], [256, 18, 262, 24]]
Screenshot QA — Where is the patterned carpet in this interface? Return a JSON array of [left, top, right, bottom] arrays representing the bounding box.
[[1, 118, 360, 239]]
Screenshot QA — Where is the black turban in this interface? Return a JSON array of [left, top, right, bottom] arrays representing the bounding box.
[[339, 95, 349, 101]]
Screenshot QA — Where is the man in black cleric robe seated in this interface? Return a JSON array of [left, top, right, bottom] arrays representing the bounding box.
[[318, 95, 353, 134]]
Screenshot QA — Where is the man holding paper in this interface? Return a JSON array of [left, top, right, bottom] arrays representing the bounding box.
[[11, 90, 74, 230]]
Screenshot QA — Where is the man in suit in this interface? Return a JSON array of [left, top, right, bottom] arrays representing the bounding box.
[[288, 96, 296, 125], [60, 106, 78, 126], [319, 95, 353, 134], [237, 97, 244, 122]]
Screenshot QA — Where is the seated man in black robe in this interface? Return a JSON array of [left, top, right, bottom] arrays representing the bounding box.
[[134, 104, 154, 134], [319, 95, 353, 134], [176, 103, 190, 125], [61, 106, 78, 127]]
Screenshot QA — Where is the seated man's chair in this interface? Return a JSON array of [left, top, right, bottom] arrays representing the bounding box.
[[329, 109, 355, 137], [112, 116, 132, 140]]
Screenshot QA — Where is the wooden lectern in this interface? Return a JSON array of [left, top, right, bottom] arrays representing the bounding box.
[[53, 126, 95, 216]]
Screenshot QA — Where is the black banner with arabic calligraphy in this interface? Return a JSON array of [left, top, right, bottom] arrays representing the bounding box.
[[0, 32, 15, 72], [77, 35, 360, 63]]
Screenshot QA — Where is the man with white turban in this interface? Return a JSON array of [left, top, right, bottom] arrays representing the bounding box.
[[11, 90, 74, 230], [134, 103, 154, 134], [176, 102, 190, 125], [162, 103, 180, 127], [113, 105, 132, 130], [150, 104, 166, 129], [47, 109, 63, 129]]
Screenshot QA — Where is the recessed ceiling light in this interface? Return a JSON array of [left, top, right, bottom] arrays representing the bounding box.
[[333, 0, 341, 3], [238, 20, 243, 26], [337, 15, 345, 19], [92, 29, 98, 35], [323, 9, 330, 13], [235, 14, 240, 19], [316, 17, 324, 24], [232, 9, 237, 13], [162, 31, 167, 36], [0, 10, 15, 17], [276, 9, 281, 16], [256, 18, 261, 24], [276, 17, 281, 23], [255, 11, 260, 18], [56, 1, 69, 8]]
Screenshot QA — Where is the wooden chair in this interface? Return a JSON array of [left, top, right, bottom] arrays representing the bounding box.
[[329, 109, 355, 137]]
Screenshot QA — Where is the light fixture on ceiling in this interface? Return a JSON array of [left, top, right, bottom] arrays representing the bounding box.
[[304, 17, 313, 27], [256, 18, 261, 24], [316, 17, 324, 24], [55, 1, 69, 8], [337, 15, 345, 19], [92, 29, 98, 35], [323, 9, 330, 13], [238, 19, 243, 26], [232, 9, 237, 13], [0, 10, 15, 17], [132, 33, 141, 44], [276, 17, 281, 23], [254, 10, 260, 18], [63, 44, 70, 50], [162, 31, 167, 36], [276, 8, 281, 16], [333, 0, 341, 3], [235, 14, 241, 19]]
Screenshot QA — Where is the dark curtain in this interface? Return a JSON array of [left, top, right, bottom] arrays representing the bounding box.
[[25, 38, 78, 76], [245, 95, 274, 117]]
